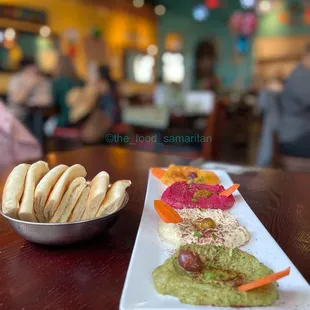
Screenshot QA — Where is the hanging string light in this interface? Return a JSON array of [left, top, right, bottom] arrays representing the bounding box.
[[4, 28, 16, 41], [258, 0, 271, 14], [305, 8, 310, 24], [133, 0, 144, 8], [193, 4, 210, 22], [147, 44, 158, 56], [240, 0, 256, 10], [39, 26, 51, 38], [155, 5, 166, 16]]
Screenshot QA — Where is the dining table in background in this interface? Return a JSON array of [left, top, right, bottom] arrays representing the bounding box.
[[0, 146, 309, 310]]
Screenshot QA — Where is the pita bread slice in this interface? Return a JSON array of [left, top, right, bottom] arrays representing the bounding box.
[[69, 186, 90, 222], [1, 164, 30, 219], [82, 171, 109, 220], [19, 161, 49, 222], [34, 165, 68, 222], [96, 180, 131, 218], [44, 164, 86, 221], [50, 177, 87, 223]]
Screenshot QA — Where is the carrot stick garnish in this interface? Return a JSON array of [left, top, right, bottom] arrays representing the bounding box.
[[154, 200, 182, 224], [220, 184, 240, 197], [151, 168, 166, 179], [237, 267, 290, 292]]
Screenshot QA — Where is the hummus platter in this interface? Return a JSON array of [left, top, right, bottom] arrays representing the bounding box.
[[161, 181, 236, 210], [153, 244, 279, 307], [120, 167, 310, 310], [151, 164, 220, 186], [158, 208, 250, 248]]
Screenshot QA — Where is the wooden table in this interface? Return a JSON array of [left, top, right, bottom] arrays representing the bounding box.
[[0, 146, 309, 310]]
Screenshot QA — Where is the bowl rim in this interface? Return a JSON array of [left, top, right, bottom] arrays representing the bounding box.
[[0, 192, 129, 226]]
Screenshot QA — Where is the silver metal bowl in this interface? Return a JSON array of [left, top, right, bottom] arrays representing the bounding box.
[[0, 192, 129, 246]]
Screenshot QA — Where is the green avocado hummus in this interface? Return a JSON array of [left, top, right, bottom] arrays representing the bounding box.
[[152, 244, 279, 307]]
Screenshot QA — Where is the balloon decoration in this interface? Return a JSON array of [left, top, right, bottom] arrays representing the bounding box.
[[240, 12, 257, 36], [229, 11, 244, 35], [236, 35, 249, 54], [64, 28, 80, 59], [304, 8, 310, 24], [205, 0, 220, 10], [67, 44, 77, 58], [229, 11, 257, 54], [303, 1, 310, 24]]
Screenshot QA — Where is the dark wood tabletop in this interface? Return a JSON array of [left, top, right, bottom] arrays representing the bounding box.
[[0, 146, 309, 310]]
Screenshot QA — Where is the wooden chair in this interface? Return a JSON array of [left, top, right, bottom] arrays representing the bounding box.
[[202, 98, 227, 160], [160, 98, 226, 161]]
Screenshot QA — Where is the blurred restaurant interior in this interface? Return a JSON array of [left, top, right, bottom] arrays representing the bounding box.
[[1, 0, 310, 171]]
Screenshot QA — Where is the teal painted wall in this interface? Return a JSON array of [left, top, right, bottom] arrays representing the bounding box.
[[158, 0, 252, 89], [158, 0, 310, 89]]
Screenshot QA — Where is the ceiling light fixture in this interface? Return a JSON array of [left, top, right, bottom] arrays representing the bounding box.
[[133, 0, 144, 8], [155, 5, 166, 16], [4, 28, 16, 41], [258, 0, 271, 13], [147, 44, 158, 56], [39, 26, 51, 38], [240, 0, 256, 9]]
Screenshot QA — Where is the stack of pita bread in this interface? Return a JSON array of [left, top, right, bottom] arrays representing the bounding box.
[[1, 161, 131, 223]]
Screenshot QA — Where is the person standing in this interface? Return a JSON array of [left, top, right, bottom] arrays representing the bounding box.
[[278, 43, 310, 158]]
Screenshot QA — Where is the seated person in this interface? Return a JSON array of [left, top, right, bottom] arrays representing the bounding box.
[[52, 55, 84, 127], [97, 65, 121, 124], [54, 64, 127, 144], [8, 57, 52, 132]]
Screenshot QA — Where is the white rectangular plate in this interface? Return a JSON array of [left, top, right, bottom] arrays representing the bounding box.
[[120, 170, 310, 310]]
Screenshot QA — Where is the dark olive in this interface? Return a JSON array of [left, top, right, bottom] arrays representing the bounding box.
[[178, 250, 203, 273], [187, 172, 198, 180]]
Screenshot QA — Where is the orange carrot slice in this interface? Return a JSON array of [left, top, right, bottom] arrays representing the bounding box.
[[151, 168, 165, 179], [237, 267, 290, 292], [220, 184, 240, 197], [154, 200, 182, 224]]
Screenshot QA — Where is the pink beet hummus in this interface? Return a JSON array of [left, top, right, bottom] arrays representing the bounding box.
[[161, 182, 235, 210]]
